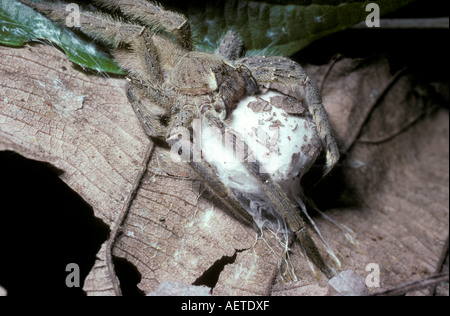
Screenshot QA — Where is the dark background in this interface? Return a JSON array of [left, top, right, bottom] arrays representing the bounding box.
[[0, 0, 448, 296]]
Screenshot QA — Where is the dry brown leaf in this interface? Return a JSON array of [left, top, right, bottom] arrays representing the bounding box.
[[328, 270, 369, 296], [271, 280, 329, 296], [146, 281, 211, 296], [300, 56, 449, 295], [83, 242, 118, 296], [0, 44, 448, 296], [0, 45, 150, 227]]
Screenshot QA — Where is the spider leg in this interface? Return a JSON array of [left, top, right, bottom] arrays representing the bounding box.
[[238, 56, 340, 176], [165, 109, 255, 226], [114, 29, 165, 84], [21, 0, 179, 139], [215, 31, 244, 61], [119, 30, 191, 141], [190, 159, 256, 226], [126, 80, 169, 140], [92, 0, 192, 50], [19, 0, 143, 48]]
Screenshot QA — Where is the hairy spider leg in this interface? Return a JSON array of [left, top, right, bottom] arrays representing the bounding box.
[[215, 31, 244, 61], [18, 0, 179, 141], [126, 80, 169, 139], [19, 0, 143, 48], [190, 153, 257, 227], [238, 56, 340, 176], [93, 0, 192, 50], [164, 108, 257, 226]]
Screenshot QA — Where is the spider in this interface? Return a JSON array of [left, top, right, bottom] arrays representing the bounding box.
[[20, 0, 340, 279]]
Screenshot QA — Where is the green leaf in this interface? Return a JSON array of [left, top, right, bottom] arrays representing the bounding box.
[[184, 0, 417, 56], [0, 0, 126, 74]]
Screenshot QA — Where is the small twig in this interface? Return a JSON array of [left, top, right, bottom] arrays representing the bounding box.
[[435, 237, 450, 274], [106, 143, 155, 296], [352, 18, 449, 29], [433, 236, 449, 295], [347, 67, 408, 152], [370, 273, 449, 296]]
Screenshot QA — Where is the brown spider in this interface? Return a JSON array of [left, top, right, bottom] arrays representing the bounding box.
[[20, 0, 340, 278]]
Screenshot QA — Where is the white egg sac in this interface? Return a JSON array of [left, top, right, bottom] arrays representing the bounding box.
[[201, 90, 322, 234]]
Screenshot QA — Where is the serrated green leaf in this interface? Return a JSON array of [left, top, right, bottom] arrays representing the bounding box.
[[0, 0, 125, 74], [185, 0, 417, 56]]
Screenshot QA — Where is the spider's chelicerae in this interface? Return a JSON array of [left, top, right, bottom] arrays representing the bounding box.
[[21, 0, 340, 278]]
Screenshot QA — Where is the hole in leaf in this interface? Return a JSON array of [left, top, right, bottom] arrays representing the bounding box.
[[192, 252, 238, 289], [112, 256, 145, 296]]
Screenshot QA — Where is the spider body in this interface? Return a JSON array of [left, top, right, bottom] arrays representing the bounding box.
[[118, 31, 259, 139], [20, 0, 340, 279]]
